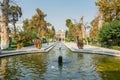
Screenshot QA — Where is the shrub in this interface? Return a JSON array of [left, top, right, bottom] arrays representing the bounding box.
[[99, 20, 120, 46]]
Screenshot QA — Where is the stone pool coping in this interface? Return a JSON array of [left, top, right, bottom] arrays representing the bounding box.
[[63, 42, 120, 57], [0, 42, 56, 58]]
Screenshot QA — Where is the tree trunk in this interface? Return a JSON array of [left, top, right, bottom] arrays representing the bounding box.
[[13, 22, 16, 36], [1, 22, 9, 49], [0, 0, 10, 49]]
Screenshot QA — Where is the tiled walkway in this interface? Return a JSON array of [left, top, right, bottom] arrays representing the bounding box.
[[63, 42, 120, 56], [1, 42, 120, 57], [0, 42, 56, 58]]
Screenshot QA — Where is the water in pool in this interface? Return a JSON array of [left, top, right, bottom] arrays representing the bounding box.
[[0, 42, 120, 80]]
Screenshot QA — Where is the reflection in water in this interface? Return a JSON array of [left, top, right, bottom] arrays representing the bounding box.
[[0, 42, 120, 80], [58, 59, 63, 80], [1, 54, 48, 80], [0, 58, 8, 80], [94, 56, 120, 80]]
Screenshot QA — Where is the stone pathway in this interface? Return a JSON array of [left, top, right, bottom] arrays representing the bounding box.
[[1, 42, 120, 57], [0, 42, 56, 58], [63, 42, 120, 56]]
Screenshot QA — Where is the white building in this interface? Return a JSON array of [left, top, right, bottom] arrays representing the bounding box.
[[55, 30, 66, 41]]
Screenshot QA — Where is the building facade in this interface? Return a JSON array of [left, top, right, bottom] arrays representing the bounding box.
[[55, 30, 65, 41]]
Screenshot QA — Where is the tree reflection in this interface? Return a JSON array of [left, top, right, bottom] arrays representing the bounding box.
[[0, 58, 8, 79], [3, 53, 48, 80], [94, 55, 120, 80]]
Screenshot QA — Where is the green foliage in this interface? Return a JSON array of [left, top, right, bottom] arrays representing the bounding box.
[[9, 5, 22, 37], [111, 46, 120, 50], [3, 44, 17, 50], [66, 19, 82, 41], [99, 20, 120, 46], [24, 42, 34, 47], [9, 5, 22, 22], [42, 38, 47, 43], [96, 0, 120, 22], [13, 8, 55, 49], [66, 19, 73, 28], [22, 19, 36, 40], [90, 17, 99, 39], [95, 55, 120, 80], [30, 8, 48, 38], [47, 26, 55, 39], [66, 19, 73, 41]]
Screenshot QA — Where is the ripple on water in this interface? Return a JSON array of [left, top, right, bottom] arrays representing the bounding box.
[[0, 43, 120, 80]]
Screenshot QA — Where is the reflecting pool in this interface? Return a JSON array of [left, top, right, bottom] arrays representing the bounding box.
[[0, 43, 120, 80]]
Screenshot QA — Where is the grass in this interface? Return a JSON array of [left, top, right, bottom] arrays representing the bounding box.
[[90, 43, 120, 51], [110, 46, 120, 51], [3, 44, 17, 50], [3, 42, 34, 51]]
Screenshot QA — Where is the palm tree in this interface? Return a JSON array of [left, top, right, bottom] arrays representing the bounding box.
[[80, 16, 87, 39]]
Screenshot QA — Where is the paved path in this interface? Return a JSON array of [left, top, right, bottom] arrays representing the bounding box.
[[63, 42, 120, 56], [1, 42, 120, 57], [0, 42, 56, 58]]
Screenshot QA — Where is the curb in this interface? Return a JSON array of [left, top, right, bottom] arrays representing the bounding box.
[[0, 43, 56, 58], [63, 42, 120, 57]]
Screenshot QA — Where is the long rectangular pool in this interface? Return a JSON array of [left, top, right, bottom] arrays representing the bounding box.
[[0, 43, 120, 80]]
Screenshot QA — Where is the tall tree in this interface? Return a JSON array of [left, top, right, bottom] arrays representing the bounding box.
[[96, 0, 120, 22], [0, 0, 22, 49], [80, 16, 87, 39], [66, 18, 83, 41], [99, 20, 120, 46], [71, 23, 82, 39], [66, 19, 73, 41], [66, 19, 73, 29], [0, 0, 10, 49], [51, 26, 55, 38], [46, 26, 55, 41], [90, 16, 99, 39], [9, 5, 22, 36], [30, 8, 47, 38]]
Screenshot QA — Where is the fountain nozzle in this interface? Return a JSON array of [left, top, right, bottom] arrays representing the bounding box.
[[58, 55, 62, 65]]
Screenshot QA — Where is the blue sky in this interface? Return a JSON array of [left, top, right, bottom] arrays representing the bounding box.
[[18, 0, 98, 31]]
